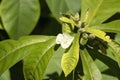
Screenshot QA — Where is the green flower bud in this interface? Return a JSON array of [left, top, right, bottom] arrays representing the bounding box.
[[88, 34, 95, 39], [79, 28, 86, 33], [82, 33, 88, 40]]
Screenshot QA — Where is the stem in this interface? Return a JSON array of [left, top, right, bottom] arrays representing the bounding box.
[[72, 70, 75, 80], [78, 74, 83, 80]]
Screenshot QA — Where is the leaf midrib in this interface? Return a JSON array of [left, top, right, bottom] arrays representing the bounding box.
[[33, 42, 55, 76], [0, 39, 51, 61]]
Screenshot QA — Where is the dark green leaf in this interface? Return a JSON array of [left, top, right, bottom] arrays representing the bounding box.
[[23, 38, 56, 80], [1, 0, 40, 39]]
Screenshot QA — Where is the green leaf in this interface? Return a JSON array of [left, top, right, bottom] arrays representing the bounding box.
[[61, 34, 79, 77], [0, 35, 54, 76], [44, 47, 65, 79], [80, 49, 102, 80], [45, 0, 81, 18], [94, 60, 108, 72], [91, 20, 120, 33], [65, 0, 81, 13], [0, 70, 11, 80], [102, 74, 118, 80], [59, 17, 75, 29], [108, 41, 120, 67], [115, 33, 120, 44], [81, 0, 120, 25], [87, 47, 120, 78], [86, 28, 111, 42], [1, 0, 40, 39], [62, 23, 72, 33], [23, 38, 56, 80]]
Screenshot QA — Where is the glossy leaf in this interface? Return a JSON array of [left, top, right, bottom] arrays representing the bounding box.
[[0, 35, 54, 76], [91, 20, 120, 33], [23, 38, 56, 80], [81, 0, 120, 26], [80, 49, 102, 80], [1, 0, 40, 39], [108, 41, 120, 67], [45, 0, 81, 18], [61, 34, 79, 77], [0, 70, 11, 80]]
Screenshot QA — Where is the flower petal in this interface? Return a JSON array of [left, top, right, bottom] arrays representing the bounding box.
[[61, 33, 74, 49], [56, 33, 64, 44]]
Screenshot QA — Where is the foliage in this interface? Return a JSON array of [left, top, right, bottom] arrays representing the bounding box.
[[0, 0, 120, 80]]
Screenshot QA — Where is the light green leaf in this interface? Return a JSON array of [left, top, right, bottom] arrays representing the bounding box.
[[94, 60, 108, 72], [45, 0, 81, 18], [0, 35, 54, 76], [102, 74, 118, 80], [91, 20, 120, 33], [115, 33, 120, 44], [81, 0, 120, 25], [86, 28, 111, 42], [23, 38, 56, 80], [1, 0, 40, 39], [62, 23, 72, 33], [87, 47, 120, 78], [80, 49, 102, 80], [61, 34, 79, 77], [0, 70, 11, 80], [108, 41, 120, 67], [59, 17, 75, 29], [65, 0, 81, 13], [44, 47, 65, 79]]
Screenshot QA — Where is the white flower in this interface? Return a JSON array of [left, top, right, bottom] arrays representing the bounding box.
[[56, 33, 74, 49]]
